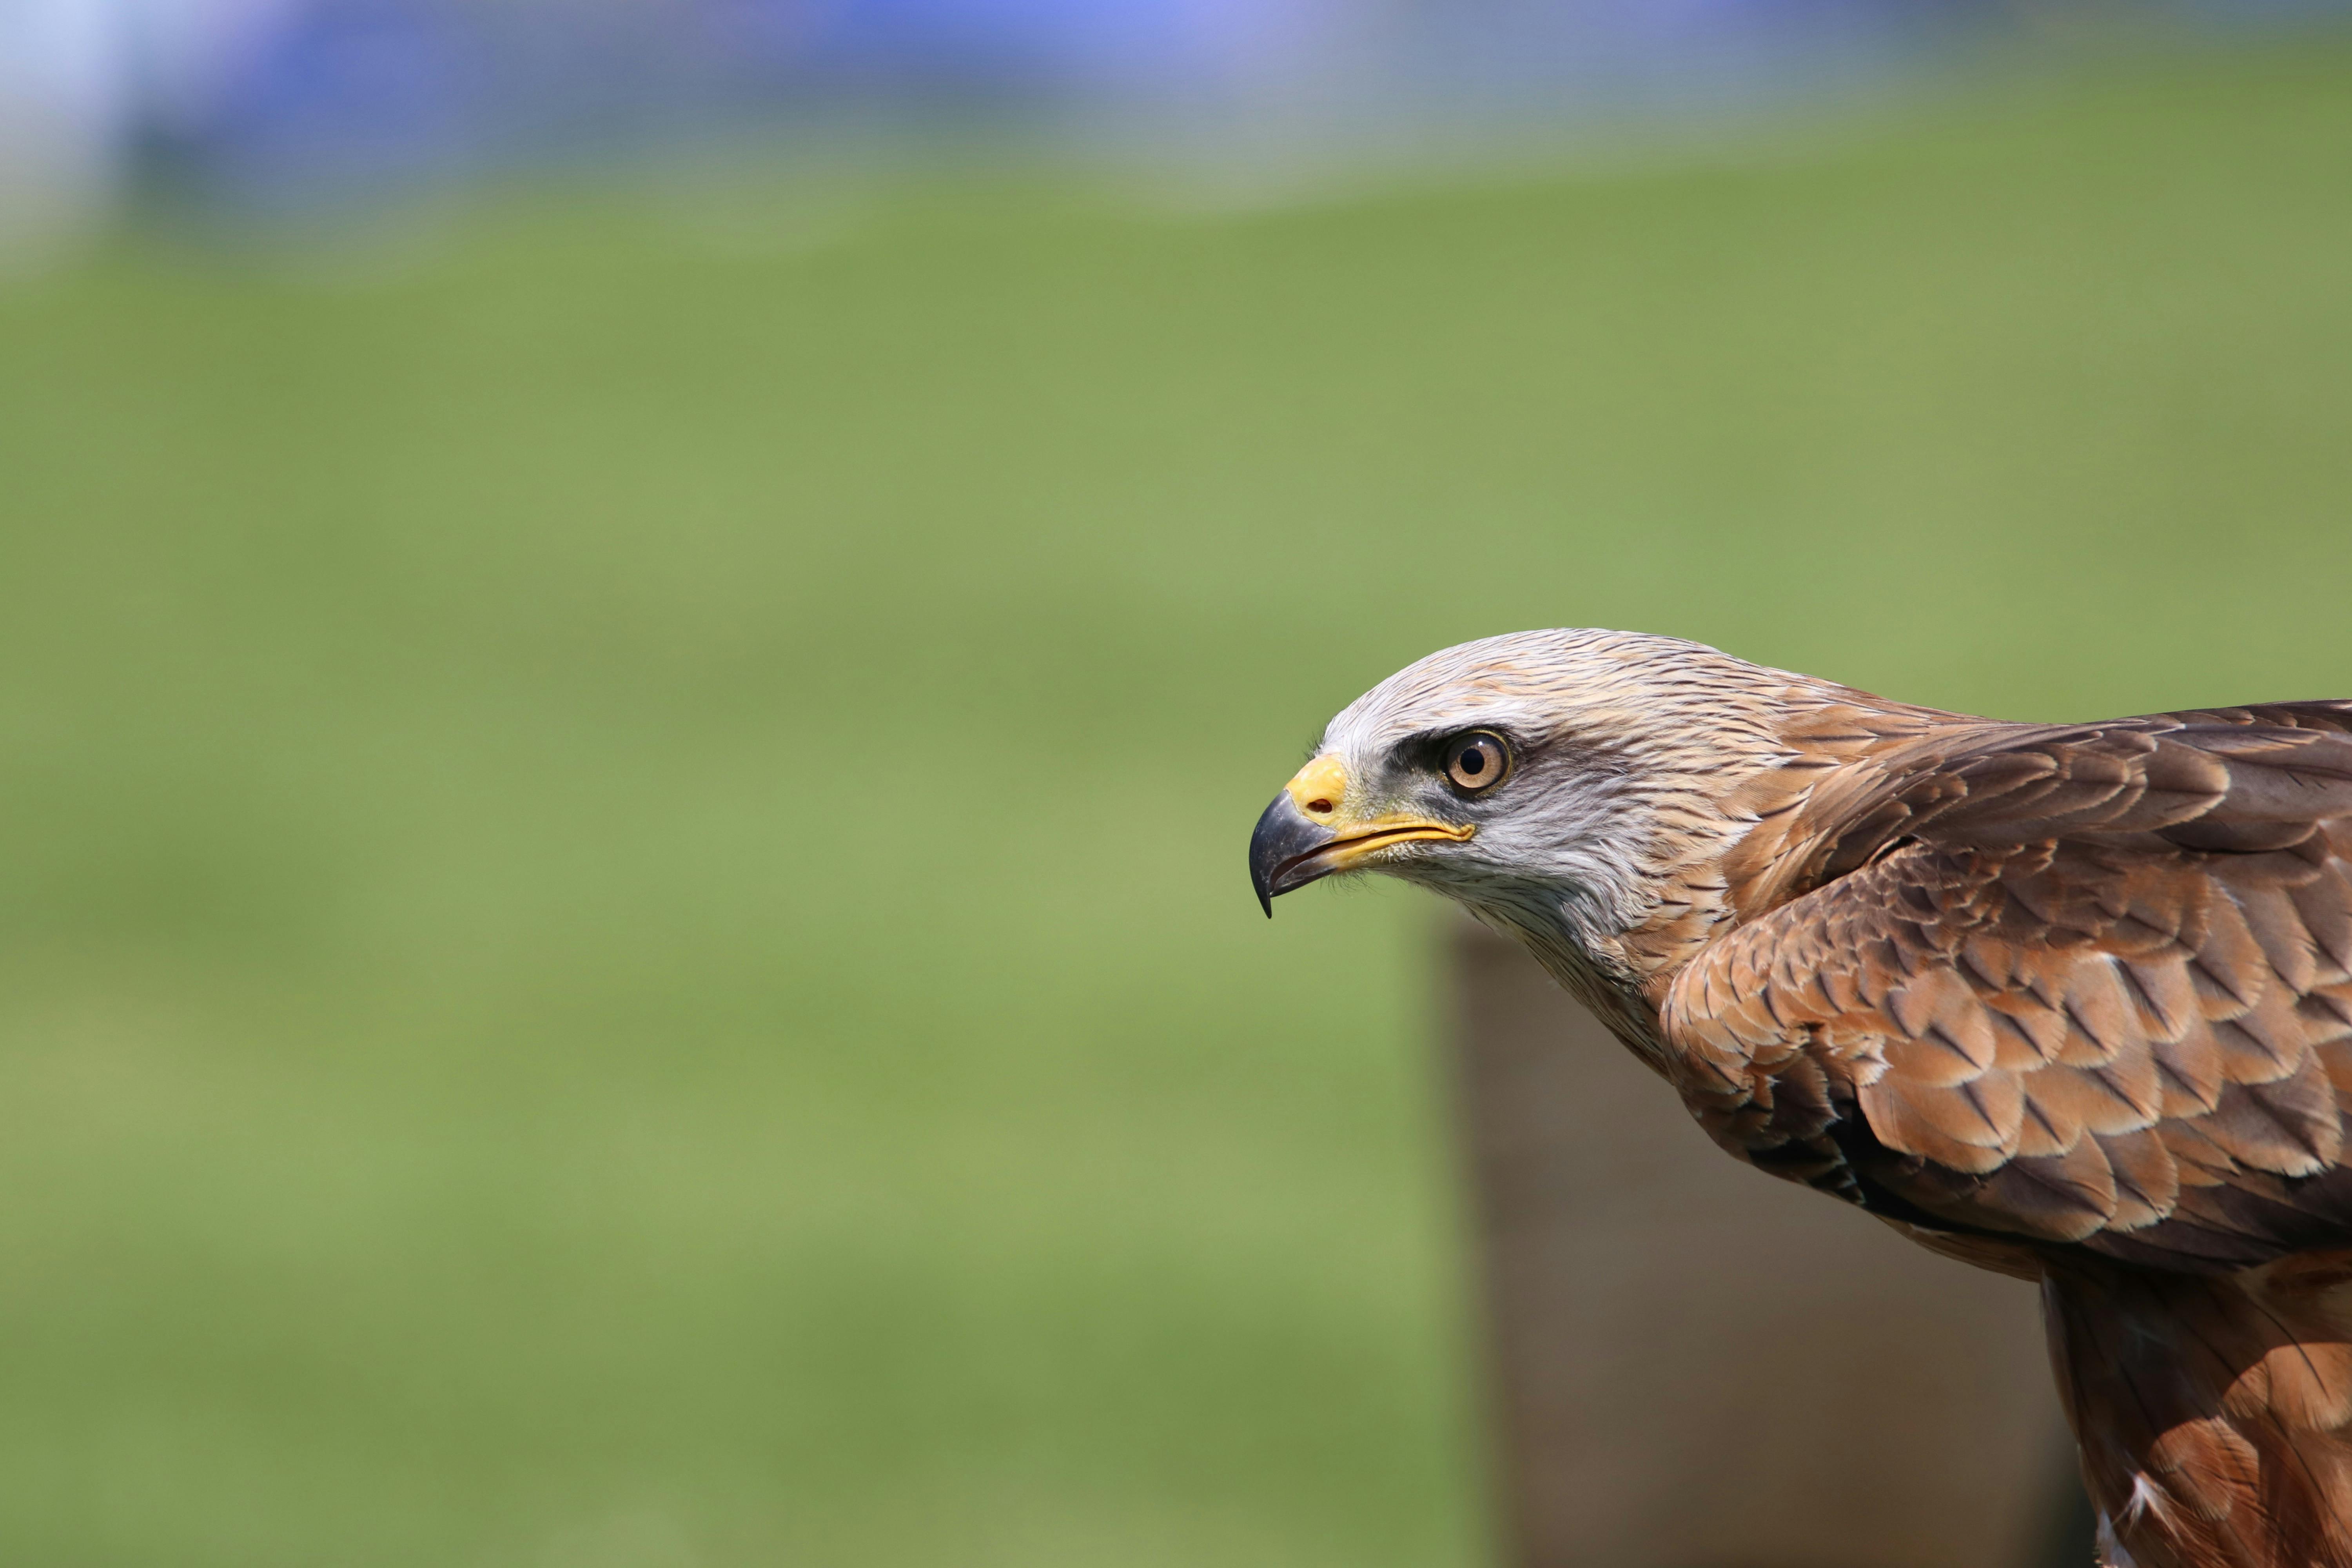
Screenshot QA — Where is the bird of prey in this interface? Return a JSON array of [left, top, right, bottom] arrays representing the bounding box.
[[1249, 630, 2352, 1568]]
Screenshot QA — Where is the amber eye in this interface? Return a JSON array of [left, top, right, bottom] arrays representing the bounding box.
[[1443, 731, 1510, 792]]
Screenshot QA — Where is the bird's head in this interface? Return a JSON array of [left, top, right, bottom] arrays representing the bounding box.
[[1249, 628, 1885, 984]]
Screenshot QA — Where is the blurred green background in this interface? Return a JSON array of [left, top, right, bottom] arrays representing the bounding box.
[[2, 37, 2350, 1568]]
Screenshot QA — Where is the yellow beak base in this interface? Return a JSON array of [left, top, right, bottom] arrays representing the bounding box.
[[1248, 756, 1473, 915]]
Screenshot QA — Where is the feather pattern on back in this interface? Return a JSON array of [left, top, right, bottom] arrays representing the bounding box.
[[1291, 633, 2352, 1568]]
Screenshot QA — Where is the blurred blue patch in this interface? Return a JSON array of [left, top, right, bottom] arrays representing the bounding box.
[[182, 0, 479, 200], [98, 0, 2352, 216]]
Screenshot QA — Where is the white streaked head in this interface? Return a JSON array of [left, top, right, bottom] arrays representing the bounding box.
[[1250, 629, 1831, 967]]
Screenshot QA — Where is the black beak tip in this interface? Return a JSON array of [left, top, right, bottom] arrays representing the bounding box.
[[1249, 789, 1334, 919]]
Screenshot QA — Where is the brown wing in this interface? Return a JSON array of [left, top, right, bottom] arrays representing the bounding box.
[[1661, 704, 2352, 1272]]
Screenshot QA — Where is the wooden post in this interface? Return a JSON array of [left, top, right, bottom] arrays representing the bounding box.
[[1446, 917, 2089, 1568]]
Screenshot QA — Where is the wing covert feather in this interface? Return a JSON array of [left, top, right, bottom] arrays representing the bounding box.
[[1662, 709, 2352, 1272]]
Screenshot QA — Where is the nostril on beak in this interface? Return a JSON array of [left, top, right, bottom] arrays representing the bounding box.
[[1305, 798, 1334, 815]]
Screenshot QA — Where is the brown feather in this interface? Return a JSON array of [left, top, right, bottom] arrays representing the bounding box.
[[1644, 705, 2352, 1563], [1307, 633, 2352, 1565]]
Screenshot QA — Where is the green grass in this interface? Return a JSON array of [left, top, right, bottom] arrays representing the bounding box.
[[2, 36, 2351, 1566]]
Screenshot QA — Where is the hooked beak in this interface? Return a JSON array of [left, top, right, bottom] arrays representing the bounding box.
[[1248, 754, 1474, 916]]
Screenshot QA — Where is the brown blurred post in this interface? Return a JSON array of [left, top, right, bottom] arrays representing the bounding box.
[[1446, 916, 2083, 1568]]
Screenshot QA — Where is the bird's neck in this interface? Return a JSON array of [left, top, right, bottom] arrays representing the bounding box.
[[1474, 691, 1990, 1066]]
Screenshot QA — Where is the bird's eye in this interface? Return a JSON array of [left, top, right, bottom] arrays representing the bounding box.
[[1443, 731, 1510, 792]]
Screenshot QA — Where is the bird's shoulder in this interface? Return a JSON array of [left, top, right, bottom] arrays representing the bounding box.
[[1658, 700, 2352, 1271]]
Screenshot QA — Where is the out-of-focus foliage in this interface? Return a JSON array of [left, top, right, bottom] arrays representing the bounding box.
[[0, 38, 2348, 1568]]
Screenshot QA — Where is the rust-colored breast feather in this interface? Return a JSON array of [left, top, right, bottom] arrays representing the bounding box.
[[1661, 704, 2352, 1271]]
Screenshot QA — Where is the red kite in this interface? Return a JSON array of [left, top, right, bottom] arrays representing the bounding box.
[[1252, 630, 2352, 1568]]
